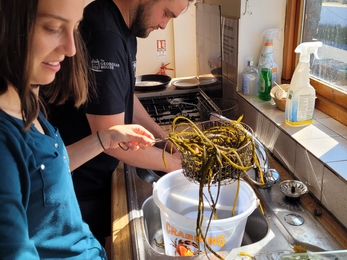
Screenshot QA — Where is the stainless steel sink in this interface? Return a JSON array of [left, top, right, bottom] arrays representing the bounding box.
[[142, 196, 269, 255], [125, 166, 343, 259]]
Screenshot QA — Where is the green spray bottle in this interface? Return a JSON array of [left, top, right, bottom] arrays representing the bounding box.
[[258, 53, 273, 101], [259, 28, 281, 85]]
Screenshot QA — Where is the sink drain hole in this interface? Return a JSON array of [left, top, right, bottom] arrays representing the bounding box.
[[284, 213, 305, 226]]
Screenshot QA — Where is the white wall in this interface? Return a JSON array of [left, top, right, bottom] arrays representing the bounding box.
[[136, 21, 176, 77], [85, 0, 286, 85], [172, 3, 197, 77], [136, 2, 197, 78], [196, 4, 221, 75], [84, 0, 197, 78], [237, 0, 286, 89], [197, 0, 286, 89]]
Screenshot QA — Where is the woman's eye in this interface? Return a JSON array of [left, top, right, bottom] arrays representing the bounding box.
[[45, 27, 60, 34]]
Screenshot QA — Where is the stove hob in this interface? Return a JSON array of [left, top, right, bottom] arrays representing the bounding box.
[[140, 93, 202, 125]]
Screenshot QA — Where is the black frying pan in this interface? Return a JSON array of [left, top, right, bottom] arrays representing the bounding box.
[[135, 74, 171, 91], [211, 67, 222, 80]]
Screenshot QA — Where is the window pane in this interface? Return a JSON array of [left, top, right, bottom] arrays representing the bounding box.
[[302, 0, 347, 93]]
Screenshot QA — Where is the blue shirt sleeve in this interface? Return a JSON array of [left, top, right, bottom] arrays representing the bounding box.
[[0, 128, 39, 259], [0, 111, 105, 259]]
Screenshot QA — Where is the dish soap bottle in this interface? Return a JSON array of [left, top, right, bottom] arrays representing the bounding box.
[[285, 41, 322, 126], [242, 57, 259, 96], [259, 28, 281, 84], [258, 53, 273, 101]]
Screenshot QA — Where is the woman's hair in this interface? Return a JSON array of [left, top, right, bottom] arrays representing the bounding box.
[[0, 0, 90, 130]]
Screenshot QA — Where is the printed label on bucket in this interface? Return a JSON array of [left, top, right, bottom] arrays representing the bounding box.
[[153, 169, 258, 257], [162, 216, 244, 256]]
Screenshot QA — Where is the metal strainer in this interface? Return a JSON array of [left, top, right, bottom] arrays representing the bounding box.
[[174, 120, 255, 186], [279, 180, 308, 198]]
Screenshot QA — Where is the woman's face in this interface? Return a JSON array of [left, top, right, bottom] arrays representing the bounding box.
[[131, 0, 189, 38], [30, 0, 84, 85]]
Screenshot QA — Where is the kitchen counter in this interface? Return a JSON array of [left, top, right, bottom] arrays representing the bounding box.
[[111, 156, 347, 259], [111, 162, 133, 259]]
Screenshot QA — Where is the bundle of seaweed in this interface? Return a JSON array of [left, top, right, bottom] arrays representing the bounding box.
[[161, 116, 264, 259], [166, 115, 260, 186]]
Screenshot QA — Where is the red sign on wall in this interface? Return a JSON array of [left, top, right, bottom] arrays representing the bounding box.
[[156, 40, 166, 58], [157, 40, 166, 49]]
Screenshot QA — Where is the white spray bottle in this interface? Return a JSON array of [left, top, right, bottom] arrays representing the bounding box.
[[285, 41, 322, 126], [259, 28, 282, 85]]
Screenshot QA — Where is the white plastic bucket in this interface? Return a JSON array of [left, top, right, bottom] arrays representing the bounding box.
[[153, 169, 259, 256]]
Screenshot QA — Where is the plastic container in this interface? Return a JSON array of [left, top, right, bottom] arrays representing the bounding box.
[[285, 41, 322, 126], [258, 53, 273, 101], [270, 84, 290, 111], [242, 58, 259, 96], [259, 28, 281, 85], [152, 169, 259, 256]]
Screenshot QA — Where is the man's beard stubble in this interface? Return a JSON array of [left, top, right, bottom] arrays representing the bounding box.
[[130, 2, 155, 38]]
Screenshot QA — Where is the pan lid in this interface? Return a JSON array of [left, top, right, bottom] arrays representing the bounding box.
[[171, 76, 217, 89]]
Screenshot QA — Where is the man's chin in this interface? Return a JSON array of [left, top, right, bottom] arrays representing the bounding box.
[[136, 28, 154, 38]]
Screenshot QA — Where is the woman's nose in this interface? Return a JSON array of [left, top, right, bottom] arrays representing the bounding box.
[[62, 31, 77, 57]]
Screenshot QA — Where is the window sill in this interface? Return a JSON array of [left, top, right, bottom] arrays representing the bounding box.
[[237, 92, 347, 229]]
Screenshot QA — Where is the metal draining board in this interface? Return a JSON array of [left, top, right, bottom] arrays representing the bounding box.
[[125, 164, 343, 260]]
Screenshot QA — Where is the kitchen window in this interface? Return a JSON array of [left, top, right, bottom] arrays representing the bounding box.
[[282, 0, 347, 126]]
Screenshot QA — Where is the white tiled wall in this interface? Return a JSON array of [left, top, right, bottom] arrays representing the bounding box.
[[235, 91, 347, 229], [294, 146, 324, 201], [322, 167, 347, 227]]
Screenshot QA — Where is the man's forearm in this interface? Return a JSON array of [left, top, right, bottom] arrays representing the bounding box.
[[104, 143, 181, 173]]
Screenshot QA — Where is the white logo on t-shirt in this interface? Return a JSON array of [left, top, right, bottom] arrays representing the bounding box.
[[91, 59, 120, 72]]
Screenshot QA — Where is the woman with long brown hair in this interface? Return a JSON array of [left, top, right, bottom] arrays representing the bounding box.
[[0, 0, 154, 258]]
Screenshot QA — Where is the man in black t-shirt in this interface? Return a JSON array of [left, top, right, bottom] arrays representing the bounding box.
[[48, 0, 194, 252]]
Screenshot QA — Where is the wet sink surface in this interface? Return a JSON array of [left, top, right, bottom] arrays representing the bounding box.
[[125, 166, 343, 259]]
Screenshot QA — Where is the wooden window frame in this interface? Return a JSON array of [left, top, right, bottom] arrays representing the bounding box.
[[282, 0, 347, 126]]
